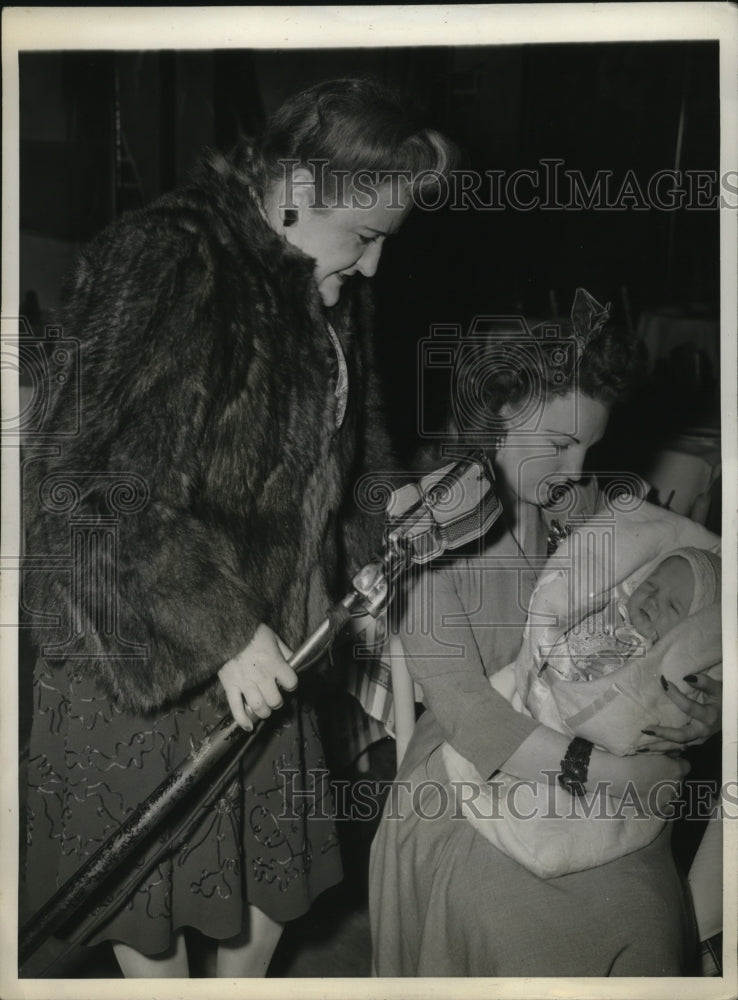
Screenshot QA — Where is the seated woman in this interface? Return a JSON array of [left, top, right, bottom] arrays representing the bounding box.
[[443, 540, 721, 879], [368, 289, 722, 977]]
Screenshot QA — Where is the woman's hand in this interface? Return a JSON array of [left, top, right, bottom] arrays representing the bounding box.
[[642, 672, 723, 751], [218, 623, 297, 730]]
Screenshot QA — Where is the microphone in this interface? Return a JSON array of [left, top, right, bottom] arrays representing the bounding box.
[[19, 450, 501, 972], [386, 449, 502, 565], [350, 451, 502, 619]]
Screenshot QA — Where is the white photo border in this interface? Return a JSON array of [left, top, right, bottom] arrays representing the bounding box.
[[2, 5, 736, 999]]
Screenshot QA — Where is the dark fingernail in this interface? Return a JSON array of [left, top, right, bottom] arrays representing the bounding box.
[[636, 748, 650, 753], [660, 675, 669, 691], [683, 674, 697, 683], [642, 729, 656, 736]]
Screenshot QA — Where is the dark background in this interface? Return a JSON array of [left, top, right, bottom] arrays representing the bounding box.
[[19, 43, 721, 464]]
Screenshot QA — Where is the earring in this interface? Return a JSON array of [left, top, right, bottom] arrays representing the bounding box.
[[283, 209, 297, 227]]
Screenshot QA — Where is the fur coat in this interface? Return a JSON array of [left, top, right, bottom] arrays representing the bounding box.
[[23, 152, 392, 715]]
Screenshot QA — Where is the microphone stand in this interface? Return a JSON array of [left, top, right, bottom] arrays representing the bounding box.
[[19, 583, 382, 976], [19, 451, 497, 975]]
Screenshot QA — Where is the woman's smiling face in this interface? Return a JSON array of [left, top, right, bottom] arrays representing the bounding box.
[[283, 182, 412, 306], [493, 390, 611, 506]]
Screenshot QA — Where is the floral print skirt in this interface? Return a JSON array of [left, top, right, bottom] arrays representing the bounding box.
[[22, 660, 342, 956]]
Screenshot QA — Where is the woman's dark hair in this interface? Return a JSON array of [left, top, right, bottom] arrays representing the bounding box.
[[449, 310, 645, 438], [239, 77, 457, 203], [498, 319, 642, 409]]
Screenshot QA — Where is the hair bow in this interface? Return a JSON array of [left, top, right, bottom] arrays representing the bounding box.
[[570, 288, 611, 358]]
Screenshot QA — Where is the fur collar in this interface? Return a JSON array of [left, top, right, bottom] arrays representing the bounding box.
[[190, 149, 357, 338]]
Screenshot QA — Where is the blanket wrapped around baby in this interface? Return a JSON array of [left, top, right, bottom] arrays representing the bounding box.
[[442, 499, 721, 878]]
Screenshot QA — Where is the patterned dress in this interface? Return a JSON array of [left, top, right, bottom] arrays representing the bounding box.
[[24, 665, 341, 954]]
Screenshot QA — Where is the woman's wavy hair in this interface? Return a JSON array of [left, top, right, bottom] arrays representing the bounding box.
[[238, 77, 457, 205], [450, 308, 645, 438]]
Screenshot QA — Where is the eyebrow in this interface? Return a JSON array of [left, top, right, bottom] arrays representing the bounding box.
[[541, 429, 581, 443]]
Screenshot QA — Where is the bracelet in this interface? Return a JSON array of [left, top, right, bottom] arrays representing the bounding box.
[[558, 737, 593, 797]]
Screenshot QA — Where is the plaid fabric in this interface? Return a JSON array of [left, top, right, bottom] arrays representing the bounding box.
[[321, 632, 396, 767], [344, 646, 396, 736]]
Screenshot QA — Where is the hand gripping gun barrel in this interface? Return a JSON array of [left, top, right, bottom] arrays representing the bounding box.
[[19, 450, 500, 974]]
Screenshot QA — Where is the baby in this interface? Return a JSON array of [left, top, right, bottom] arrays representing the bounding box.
[[442, 543, 722, 879], [545, 546, 722, 682]]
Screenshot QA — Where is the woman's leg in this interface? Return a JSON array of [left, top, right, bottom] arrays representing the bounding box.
[[112, 929, 189, 977], [215, 904, 284, 977]]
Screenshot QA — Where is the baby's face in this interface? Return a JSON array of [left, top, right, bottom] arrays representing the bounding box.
[[626, 555, 694, 643]]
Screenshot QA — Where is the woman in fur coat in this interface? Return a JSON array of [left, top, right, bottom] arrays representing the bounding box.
[[22, 78, 455, 977]]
